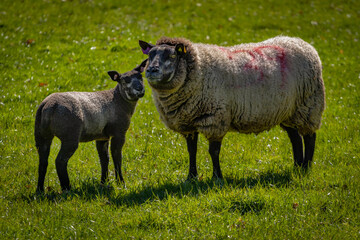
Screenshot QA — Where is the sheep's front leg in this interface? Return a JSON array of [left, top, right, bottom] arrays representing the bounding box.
[[209, 140, 223, 179], [96, 140, 110, 184], [55, 141, 78, 191], [303, 133, 316, 169], [185, 132, 199, 180], [110, 136, 125, 183]]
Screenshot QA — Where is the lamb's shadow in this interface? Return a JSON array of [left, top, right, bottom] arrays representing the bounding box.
[[27, 168, 296, 205]]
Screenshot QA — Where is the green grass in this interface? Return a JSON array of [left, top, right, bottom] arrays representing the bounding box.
[[1, 0, 359, 239]]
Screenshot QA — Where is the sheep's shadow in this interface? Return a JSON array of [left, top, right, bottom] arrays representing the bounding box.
[[120, 168, 294, 207], [26, 167, 297, 206]]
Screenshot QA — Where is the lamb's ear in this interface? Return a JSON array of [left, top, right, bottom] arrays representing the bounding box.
[[108, 71, 121, 81], [175, 43, 186, 55], [134, 59, 148, 73], [139, 40, 154, 55]]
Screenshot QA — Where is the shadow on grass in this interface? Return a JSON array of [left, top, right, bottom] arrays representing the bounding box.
[[22, 167, 299, 207], [120, 167, 295, 206]]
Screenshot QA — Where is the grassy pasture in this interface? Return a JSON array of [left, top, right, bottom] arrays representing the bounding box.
[[0, 0, 359, 239]]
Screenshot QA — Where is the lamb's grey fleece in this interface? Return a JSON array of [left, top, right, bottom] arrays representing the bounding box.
[[152, 36, 325, 141]]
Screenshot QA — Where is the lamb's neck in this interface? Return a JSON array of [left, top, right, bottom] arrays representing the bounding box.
[[113, 86, 137, 114]]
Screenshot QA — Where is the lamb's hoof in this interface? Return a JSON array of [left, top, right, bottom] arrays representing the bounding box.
[[121, 183, 127, 189], [114, 180, 126, 189]]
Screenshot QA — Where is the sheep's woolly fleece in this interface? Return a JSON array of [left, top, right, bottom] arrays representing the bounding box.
[[152, 36, 325, 140]]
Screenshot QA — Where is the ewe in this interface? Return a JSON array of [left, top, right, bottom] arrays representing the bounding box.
[[139, 36, 325, 179]]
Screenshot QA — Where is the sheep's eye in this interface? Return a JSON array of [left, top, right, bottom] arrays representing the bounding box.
[[170, 54, 176, 59], [124, 78, 131, 84]]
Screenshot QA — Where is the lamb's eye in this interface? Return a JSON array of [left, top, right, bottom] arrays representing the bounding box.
[[124, 78, 131, 84], [170, 54, 176, 59]]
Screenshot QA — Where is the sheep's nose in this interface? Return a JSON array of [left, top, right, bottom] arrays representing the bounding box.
[[147, 66, 159, 73]]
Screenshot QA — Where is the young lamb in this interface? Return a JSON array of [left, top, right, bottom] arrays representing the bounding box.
[[139, 36, 325, 180], [35, 60, 147, 192]]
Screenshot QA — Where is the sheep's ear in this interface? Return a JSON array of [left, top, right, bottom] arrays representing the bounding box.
[[108, 71, 121, 81], [139, 40, 154, 55], [134, 59, 148, 73], [175, 43, 186, 55]]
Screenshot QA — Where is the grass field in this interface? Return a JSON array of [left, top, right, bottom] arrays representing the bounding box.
[[1, 0, 359, 239]]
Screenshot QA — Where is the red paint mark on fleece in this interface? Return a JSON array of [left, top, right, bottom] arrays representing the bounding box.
[[255, 46, 287, 87], [219, 46, 287, 87]]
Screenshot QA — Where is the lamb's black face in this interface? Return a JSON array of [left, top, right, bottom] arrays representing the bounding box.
[[119, 70, 145, 101], [107, 59, 147, 101], [139, 40, 186, 87]]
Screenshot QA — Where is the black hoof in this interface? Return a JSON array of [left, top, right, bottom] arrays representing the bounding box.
[[212, 172, 223, 180], [186, 173, 198, 182], [61, 185, 71, 192], [35, 187, 44, 194]]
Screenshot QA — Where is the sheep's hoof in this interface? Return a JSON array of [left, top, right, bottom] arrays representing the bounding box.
[[61, 189, 71, 195], [100, 183, 113, 190], [293, 164, 310, 176], [212, 172, 223, 180], [60, 185, 71, 193], [35, 187, 44, 194], [186, 174, 198, 182]]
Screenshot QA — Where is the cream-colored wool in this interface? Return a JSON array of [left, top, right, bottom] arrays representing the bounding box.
[[151, 36, 325, 140]]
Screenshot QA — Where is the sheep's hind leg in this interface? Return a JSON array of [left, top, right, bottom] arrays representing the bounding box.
[[55, 141, 78, 191], [185, 132, 199, 180], [96, 140, 110, 184], [281, 125, 304, 168], [36, 136, 53, 192], [110, 136, 125, 184], [209, 140, 223, 179], [303, 133, 316, 169]]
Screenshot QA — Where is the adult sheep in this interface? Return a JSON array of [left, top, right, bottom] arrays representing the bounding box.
[[139, 36, 325, 180], [35, 60, 147, 192]]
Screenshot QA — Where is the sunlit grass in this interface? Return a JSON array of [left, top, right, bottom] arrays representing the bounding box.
[[1, 0, 359, 239]]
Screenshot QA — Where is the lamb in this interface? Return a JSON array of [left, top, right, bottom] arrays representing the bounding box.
[[139, 36, 325, 180], [35, 60, 147, 192]]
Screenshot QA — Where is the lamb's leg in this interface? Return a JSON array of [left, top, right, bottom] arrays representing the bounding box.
[[303, 133, 316, 168], [96, 140, 110, 184], [209, 140, 223, 179], [110, 136, 125, 183], [55, 141, 78, 191], [281, 125, 304, 167], [36, 136, 53, 192], [185, 132, 199, 180]]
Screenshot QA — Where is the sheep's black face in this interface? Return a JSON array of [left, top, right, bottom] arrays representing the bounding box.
[[107, 59, 147, 101], [139, 40, 186, 88]]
